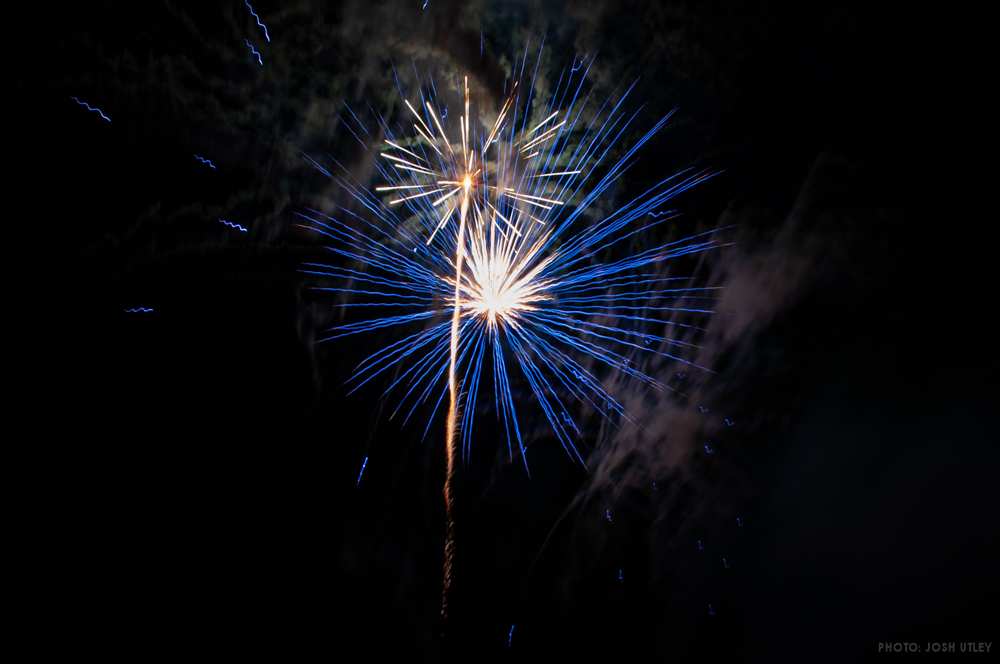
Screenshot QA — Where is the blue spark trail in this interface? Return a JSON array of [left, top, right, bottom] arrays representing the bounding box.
[[244, 0, 271, 43], [245, 39, 263, 66], [194, 154, 217, 170], [219, 218, 249, 233], [70, 96, 111, 122], [219, 219, 247, 233], [356, 456, 368, 486], [124, 307, 154, 313]]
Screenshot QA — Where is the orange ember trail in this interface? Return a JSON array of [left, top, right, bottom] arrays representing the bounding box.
[[441, 175, 472, 621]]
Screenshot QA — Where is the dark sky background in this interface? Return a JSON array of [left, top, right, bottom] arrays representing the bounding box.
[[25, 1, 995, 661]]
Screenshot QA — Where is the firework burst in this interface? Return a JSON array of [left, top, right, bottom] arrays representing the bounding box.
[[300, 52, 723, 619]]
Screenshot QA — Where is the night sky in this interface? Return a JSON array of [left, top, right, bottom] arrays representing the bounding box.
[[27, 1, 995, 661]]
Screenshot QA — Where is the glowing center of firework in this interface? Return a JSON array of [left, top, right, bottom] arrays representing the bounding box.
[[462, 249, 552, 331], [472, 272, 524, 328]]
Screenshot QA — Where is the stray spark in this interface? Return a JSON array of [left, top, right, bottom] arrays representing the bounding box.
[[724, 416, 734, 426], [70, 96, 111, 122], [736, 515, 743, 527], [618, 568, 624, 582], [422, 0, 428, 10], [722, 556, 730, 569], [245, 39, 263, 66], [697, 539, 704, 551], [244, 0, 271, 43], [356, 455, 368, 486], [703, 441, 715, 455], [124, 307, 154, 313], [194, 154, 217, 170], [219, 218, 249, 233], [508, 624, 515, 647], [605, 509, 613, 523]]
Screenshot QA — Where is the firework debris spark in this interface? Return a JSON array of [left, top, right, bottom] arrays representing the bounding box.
[[245, 39, 263, 66], [219, 218, 249, 233], [70, 96, 111, 123], [356, 455, 368, 486], [244, 0, 271, 43], [194, 154, 217, 170]]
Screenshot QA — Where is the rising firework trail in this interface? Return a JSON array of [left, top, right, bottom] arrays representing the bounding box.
[[300, 50, 724, 622]]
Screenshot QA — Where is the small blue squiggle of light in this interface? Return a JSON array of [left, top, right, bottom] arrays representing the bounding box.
[[245, 39, 263, 66], [605, 508, 613, 522], [703, 441, 715, 455], [356, 456, 368, 486], [698, 404, 710, 414], [618, 568, 624, 582], [696, 538, 704, 551], [70, 96, 111, 122], [736, 515, 743, 528], [194, 154, 217, 170], [244, 0, 270, 43], [219, 218, 249, 233], [570, 55, 586, 73], [124, 307, 154, 313], [722, 556, 729, 569], [507, 624, 515, 648], [724, 416, 734, 426], [422, 0, 428, 10]]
